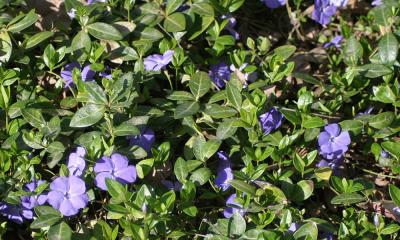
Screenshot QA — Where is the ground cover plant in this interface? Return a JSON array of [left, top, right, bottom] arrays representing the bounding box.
[[0, 0, 399, 239]]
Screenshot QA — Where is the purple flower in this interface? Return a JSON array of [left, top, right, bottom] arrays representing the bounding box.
[[312, 0, 337, 26], [259, 107, 284, 135], [215, 151, 233, 191], [380, 150, 390, 159], [99, 66, 112, 79], [144, 50, 174, 71], [20, 180, 47, 219], [329, 0, 348, 7], [209, 63, 231, 88], [374, 213, 380, 227], [288, 222, 300, 233], [94, 153, 137, 191], [318, 123, 351, 160], [60, 62, 95, 88], [356, 106, 374, 117], [88, 0, 106, 4], [128, 129, 155, 154], [223, 194, 245, 218], [0, 203, 25, 224], [161, 180, 183, 191], [67, 147, 86, 177], [262, 0, 286, 9], [372, 0, 382, 6], [67, 9, 76, 19], [222, 15, 240, 40], [316, 157, 343, 175], [47, 176, 89, 216], [323, 35, 343, 49]]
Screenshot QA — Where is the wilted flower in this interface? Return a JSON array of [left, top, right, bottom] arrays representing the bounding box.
[[374, 213, 380, 227], [209, 62, 231, 88], [222, 15, 240, 40], [318, 123, 351, 160], [128, 128, 155, 154], [67, 147, 86, 177], [94, 153, 137, 191], [259, 107, 284, 135], [0, 203, 25, 224], [161, 180, 183, 192], [312, 0, 337, 26], [60, 62, 95, 88], [47, 176, 89, 216], [230, 63, 258, 84], [215, 151, 233, 191], [144, 50, 174, 71], [329, 0, 347, 7], [323, 35, 343, 49], [223, 194, 246, 218], [262, 0, 286, 9], [20, 180, 47, 219]]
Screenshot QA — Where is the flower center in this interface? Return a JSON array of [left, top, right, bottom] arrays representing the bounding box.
[[329, 137, 335, 143]]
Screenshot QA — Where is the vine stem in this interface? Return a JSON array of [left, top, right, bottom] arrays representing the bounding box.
[[358, 167, 399, 179]]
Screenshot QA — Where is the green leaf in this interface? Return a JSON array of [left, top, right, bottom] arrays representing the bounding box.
[[114, 121, 140, 137], [87, 22, 123, 41], [273, 45, 296, 60], [189, 167, 211, 186], [378, 33, 398, 65], [189, 71, 212, 100], [84, 82, 108, 105], [204, 104, 236, 118], [369, 112, 394, 129], [191, 2, 214, 17], [372, 5, 393, 27], [25, 31, 54, 49], [344, 36, 363, 66], [7, 10, 39, 33], [302, 116, 325, 129], [136, 158, 154, 179], [164, 12, 186, 32], [382, 141, 400, 160], [0, 31, 12, 63], [174, 101, 200, 119], [283, 180, 314, 202], [167, 91, 195, 101], [71, 30, 91, 60], [226, 81, 242, 110], [166, 0, 185, 15], [187, 16, 214, 41], [70, 104, 105, 128], [174, 157, 188, 183], [228, 212, 246, 236], [34, 206, 61, 217], [373, 85, 396, 103], [21, 108, 46, 129], [47, 222, 72, 240], [31, 214, 61, 229], [339, 120, 363, 135], [330, 192, 365, 205], [216, 119, 238, 140], [381, 224, 400, 235], [229, 179, 256, 196], [293, 222, 318, 240], [139, 27, 164, 41], [389, 185, 400, 206], [356, 64, 392, 78], [193, 137, 221, 162], [105, 178, 127, 203]]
